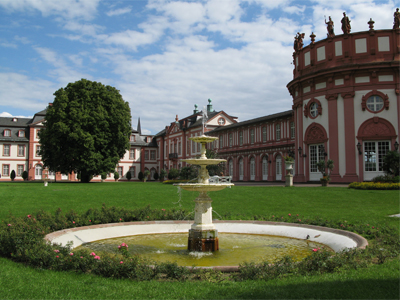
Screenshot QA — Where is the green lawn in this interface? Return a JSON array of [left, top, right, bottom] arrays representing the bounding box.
[[0, 182, 399, 299]]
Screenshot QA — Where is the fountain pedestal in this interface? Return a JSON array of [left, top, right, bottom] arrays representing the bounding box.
[[188, 191, 219, 251]]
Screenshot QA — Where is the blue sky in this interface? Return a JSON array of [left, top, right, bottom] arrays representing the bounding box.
[[0, 0, 396, 134]]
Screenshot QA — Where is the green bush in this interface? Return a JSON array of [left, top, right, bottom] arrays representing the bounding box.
[[10, 170, 16, 181], [349, 182, 400, 190], [114, 171, 119, 181], [372, 175, 399, 183], [168, 168, 179, 180], [101, 173, 107, 180], [153, 171, 159, 181], [138, 171, 144, 181], [22, 171, 28, 181], [382, 150, 399, 176], [125, 171, 131, 181]]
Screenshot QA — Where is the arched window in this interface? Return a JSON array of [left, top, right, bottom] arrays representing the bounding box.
[[262, 156, 268, 180], [250, 157, 255, 180]]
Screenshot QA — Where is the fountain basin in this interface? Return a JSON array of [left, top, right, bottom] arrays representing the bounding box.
[[46, 220, 368, 270], [182, 158, 226, 166]]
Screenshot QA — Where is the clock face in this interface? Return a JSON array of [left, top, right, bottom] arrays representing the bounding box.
[[218, 117, 226, 125]]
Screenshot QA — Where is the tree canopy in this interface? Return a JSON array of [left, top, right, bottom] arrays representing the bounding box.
[[39, 79, 132, 183]]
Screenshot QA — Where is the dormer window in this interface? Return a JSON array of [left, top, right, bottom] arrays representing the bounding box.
[[130, 135, 135, 142], [18, 130, 25, 137], [12, 118, 17, 122], [4, 129, 11, 137]]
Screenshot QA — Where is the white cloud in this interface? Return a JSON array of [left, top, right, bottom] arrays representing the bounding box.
[[0, 112, 32, 118], [0, 0, 100, 20], [0, 73, 56, 111], [106, 7, 132, 17], [34, 47, 93, 85]]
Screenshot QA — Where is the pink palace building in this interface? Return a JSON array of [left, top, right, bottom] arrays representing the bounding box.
[[0, 15, 399, 183]]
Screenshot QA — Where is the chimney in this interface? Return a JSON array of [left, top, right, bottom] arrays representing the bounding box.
[[207, 98, 213, 113], [193, 104, 198, 114]]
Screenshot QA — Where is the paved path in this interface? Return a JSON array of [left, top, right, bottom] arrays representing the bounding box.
[[232, 181, 349, 187]]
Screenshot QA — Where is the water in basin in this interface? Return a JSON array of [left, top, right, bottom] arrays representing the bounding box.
[[77, 233, 329, 267]]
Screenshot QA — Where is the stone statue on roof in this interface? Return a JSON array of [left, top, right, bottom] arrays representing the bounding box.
[[325, 16, 335, 38], [341, 12, 351, 34], [394, 8, 400, 29], [293, 32, 305, 52]]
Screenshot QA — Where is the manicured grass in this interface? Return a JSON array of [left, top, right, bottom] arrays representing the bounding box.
[[0, 182, 399, 299]]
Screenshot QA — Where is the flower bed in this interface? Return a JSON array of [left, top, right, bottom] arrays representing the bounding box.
[[349, 182, 400, 190]]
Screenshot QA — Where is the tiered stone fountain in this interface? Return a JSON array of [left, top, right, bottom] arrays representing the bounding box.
[[176, 135, 233, 252]]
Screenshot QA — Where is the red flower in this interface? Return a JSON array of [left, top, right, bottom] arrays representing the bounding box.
[[288, 214, 291, 216]]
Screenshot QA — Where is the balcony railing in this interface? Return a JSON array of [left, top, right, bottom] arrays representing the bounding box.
[[169, 153, 178, 159]]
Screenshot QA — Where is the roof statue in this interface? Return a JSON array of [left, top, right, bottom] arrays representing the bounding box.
[[341, 12, 351, 34], [325, 16, 335, 38], [394, 8, 400, 29], [293, 32, 305, 52]]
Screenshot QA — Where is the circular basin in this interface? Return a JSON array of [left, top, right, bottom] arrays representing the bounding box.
[[175, 183, 234, 192]]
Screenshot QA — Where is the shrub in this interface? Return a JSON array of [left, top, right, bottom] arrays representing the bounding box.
[[114, 171, 119, 181], [153, 171, 159, 181], [126, 171, 131, 181], [22, 171, 28, 181], [348, 182, 400, 190], [143, 170, 150, 182], [382, 150, 399, 176], [101, 173, 107, 180], [10, 170, 16, 181], [372, 175, 399, 183], [159, 169, 167, 181], [168, 168, 179, 180], [138, 171, 144, 181]]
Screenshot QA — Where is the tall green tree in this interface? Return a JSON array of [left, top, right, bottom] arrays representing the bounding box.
[[39, 79, 132, 183]]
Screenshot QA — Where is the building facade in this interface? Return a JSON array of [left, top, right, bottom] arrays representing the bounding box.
[[1, 20, 398, 183], [287, 23, 399, 183]]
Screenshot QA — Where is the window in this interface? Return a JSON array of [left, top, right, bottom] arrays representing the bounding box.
[[178, 142, 181, 155], [17, 165, 24, 176], [250, 157, 255, 180], [219, 135, 224, 148], [262, 127, 267, 143], [36, 145, 41, 156], [117, 167, 123, 177], [218, 118, 226, 125], [239, 131, 243, 146], [229, 133, 233, 147], [250, 129, 255, 144], [310, 102, 319, 117], [129, 148, 135, 160], [290, 122, 295, 139], [4, 129, 11, 137], [145, 150, 149, 160], [3, 145, 10, 156], [2, 165, 10, 176], [262, 156, 268, 180], [309, 144, 325, 172], [18, 145, 25, 157], [150, 150, 156, 160], [276, 124, 281, 141], [129, 166, 135, 178], [36, 129, 40, 139], [130, 135, 135, 142], [364, 141, 389, 172], [366, 96, 384, 112], [18, 130, 25, 137]]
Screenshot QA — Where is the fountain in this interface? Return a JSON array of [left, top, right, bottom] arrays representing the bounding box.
[[175, 135, 233, 251], [173, 106, 233, 251]]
